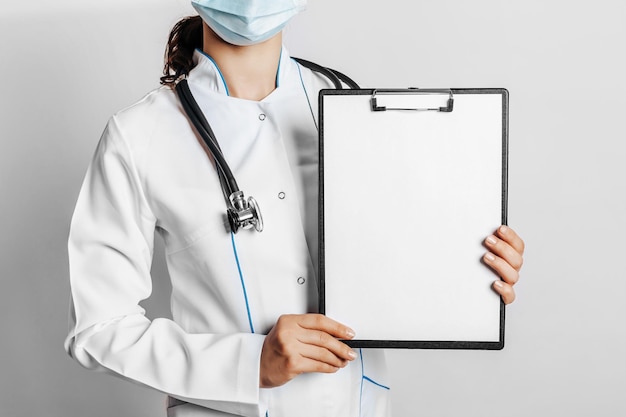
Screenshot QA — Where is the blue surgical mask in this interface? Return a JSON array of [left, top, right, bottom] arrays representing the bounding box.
[[191, 0, 307, 46]]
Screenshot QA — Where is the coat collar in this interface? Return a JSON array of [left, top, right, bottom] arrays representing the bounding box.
[[189, 47, 293, 100]]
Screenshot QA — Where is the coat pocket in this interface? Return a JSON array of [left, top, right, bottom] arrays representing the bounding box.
[[167, 397, 242, 417]]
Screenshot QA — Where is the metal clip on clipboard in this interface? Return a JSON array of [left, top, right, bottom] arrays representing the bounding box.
[[370, 89, 454, 112]]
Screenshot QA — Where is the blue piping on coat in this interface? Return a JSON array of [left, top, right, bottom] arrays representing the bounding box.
[[363, 375, 390, 390], [230, 232, 255, 333], [359, 349, 390, 417], [275, 48, 283, 88], [196, 48, 230, 96], [293, 58, 318, 131]]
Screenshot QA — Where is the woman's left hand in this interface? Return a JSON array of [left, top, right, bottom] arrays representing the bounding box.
[[483, 225, 525, 304]]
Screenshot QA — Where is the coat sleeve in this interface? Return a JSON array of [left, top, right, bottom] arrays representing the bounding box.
[[64, 116, 268, 417]]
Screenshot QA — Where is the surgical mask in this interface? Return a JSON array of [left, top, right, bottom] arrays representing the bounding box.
[[191, 0, 307, 46]]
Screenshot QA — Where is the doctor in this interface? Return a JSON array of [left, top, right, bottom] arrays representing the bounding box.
[[64, 1, 525, 417]]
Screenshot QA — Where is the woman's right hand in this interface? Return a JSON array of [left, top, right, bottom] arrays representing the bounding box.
[[259, 314, 357, 388]]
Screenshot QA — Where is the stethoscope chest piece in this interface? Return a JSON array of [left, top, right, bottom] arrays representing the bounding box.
[[227, 191, 263, 233]]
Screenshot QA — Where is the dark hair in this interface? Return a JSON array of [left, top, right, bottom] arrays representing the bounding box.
[[160, 16, 203, 86]]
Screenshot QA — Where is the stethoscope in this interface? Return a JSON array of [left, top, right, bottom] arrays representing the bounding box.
[[175, 58, 359, 233]]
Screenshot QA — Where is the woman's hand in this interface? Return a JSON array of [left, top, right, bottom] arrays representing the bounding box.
[[259, 314, 356, 388], [483, 225, 525, 304]]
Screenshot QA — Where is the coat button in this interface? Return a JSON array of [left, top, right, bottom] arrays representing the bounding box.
[[297, 277, 306, 285], [278, 192, 286, 200], [259, 113, 266, 121]]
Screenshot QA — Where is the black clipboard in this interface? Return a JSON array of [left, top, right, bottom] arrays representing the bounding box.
[[319, 88, 508, 349]]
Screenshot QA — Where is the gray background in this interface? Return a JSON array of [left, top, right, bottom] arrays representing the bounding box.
[[1, 0, 624, 416]]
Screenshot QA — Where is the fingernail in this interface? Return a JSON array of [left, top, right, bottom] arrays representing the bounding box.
[[348, 350, 357, 360], [345, 328, 356, 339], [499, 225, 509, 234], [484, 252, 496, 262], [486, 236, 497, 245], [493, 280, 504, 289]]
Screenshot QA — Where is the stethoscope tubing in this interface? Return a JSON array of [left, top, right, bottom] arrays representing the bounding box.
[[175, 59, 359, 233], [292, 57, 360, 90], [176, 80, 239, 197]]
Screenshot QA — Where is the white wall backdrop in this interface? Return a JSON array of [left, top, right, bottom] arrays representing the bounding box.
[[1, 1, 624, 416]]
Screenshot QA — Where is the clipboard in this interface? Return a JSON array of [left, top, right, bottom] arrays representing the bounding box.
[[319, 88, 508, 349]]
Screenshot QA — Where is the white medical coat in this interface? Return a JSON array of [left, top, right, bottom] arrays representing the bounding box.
[[65, 49, 391, 417]]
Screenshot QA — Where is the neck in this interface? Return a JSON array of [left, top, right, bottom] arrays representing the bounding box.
[[201, 24, 283, 101]]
